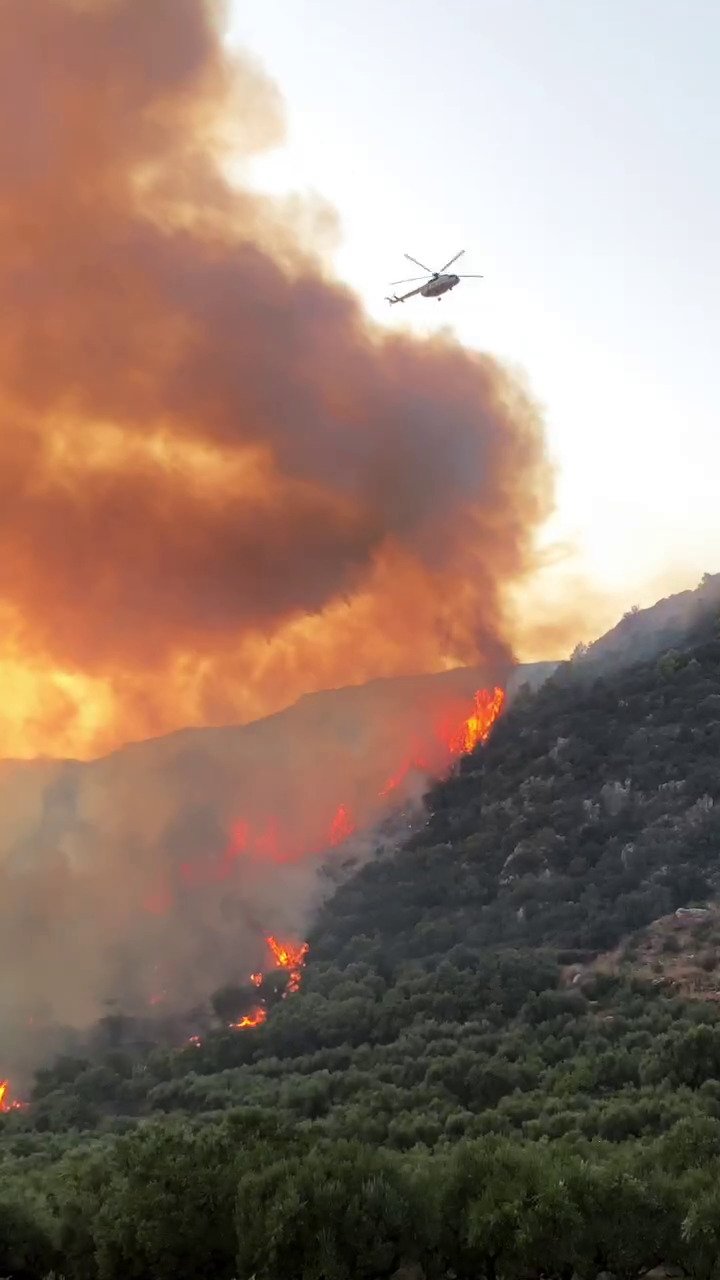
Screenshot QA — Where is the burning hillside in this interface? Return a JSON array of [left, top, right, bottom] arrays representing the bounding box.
[[0, 0, 552, 761], [0, 670, 508, 1064], [143, 681, 506, 907], [221, 934, 310, 1035], [0, 678, 508, 1099]]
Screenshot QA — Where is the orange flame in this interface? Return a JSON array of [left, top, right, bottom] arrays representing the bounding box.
[[0, 1079, 26, 1113], [230, 1007, 267, 1030], [377, 686, 504, 798], [266, 934, 309, 994], [266, 935, 309, 971], [452, 685, 506, 755]]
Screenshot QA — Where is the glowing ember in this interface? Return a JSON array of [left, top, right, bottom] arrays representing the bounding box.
[[329, 803, 355, 845], [250, 971, 263, 988], [187, 1034, 203, 1048], [230, 1007, 267, 1030]]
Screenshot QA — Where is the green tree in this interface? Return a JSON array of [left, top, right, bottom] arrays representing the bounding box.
[[236, 1141, 426, 1280], [0, 1195, 56, 1279], [90, 1121, 239, 1280], [681, 1180, 720, 1280]]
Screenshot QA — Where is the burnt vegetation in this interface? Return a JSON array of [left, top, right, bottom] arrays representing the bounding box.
[[5, 604, 720, 1276]]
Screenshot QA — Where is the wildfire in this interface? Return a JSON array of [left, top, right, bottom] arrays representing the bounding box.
[[142, 685, 505, 923], [234, 686, 502, 867], [0, 1080, 26, 1113], [230, 1007, 267, 1030], [265, 934, 309, 993], [329, 803, 355, 845], [452, 685, 506, 755], [377, 686, 504, 798], [266, 936, 302, 970], [144, 685, 505, 1044], [230, 935, 309, 1032]]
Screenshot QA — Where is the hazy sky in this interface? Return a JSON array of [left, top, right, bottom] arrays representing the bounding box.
[[230, 0, 719, 625]]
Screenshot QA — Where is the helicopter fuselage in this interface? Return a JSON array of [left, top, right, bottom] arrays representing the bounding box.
[[421, 273, 460, 298]]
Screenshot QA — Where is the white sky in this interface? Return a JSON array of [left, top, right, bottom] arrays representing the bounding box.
[[228, 0, 720, 626]]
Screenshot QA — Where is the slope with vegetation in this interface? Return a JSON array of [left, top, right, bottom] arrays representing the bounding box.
[[4, 592, 720, 1277]]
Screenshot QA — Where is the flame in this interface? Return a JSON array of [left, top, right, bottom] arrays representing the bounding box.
[[329, 803, 355, 846], [266, 935, 309, 971], [452, 685, 506, 755], [232, 936, 309, 1031], [377, 686, 504, 798], [187, 1034, 203, 1048], [266, 934, 309, 994], [230, 1007, 267, 1030], [0, 1079, 26, 1113]]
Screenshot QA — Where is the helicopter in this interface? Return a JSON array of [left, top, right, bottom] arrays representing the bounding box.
[[385, 249, 483, 304]]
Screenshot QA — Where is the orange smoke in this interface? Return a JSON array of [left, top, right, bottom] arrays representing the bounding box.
[[0, 0, 552, 761]]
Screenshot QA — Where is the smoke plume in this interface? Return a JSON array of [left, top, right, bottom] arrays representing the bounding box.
[[0, 0, 553, 761]]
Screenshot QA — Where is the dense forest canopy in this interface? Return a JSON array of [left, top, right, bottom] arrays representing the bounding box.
[[4, 593, 720, 1277]]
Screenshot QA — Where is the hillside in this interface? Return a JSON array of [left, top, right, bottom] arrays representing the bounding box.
[[4, 598, 720, 1276], [579, 569, 720, 671], [0, 662, 551, 1037]]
